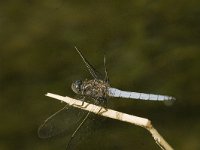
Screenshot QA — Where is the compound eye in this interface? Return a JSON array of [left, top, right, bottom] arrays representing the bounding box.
[[75, 84, 79, 90], [75, 80, 82, 86], [76, 80, 82, 89], [71, 80, 82, 94]]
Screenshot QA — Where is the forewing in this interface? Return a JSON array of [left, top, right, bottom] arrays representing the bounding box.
[[75, 47, 103, 79], [38, 105, 87, 138]]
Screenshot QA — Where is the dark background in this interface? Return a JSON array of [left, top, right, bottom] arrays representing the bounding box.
[[1, 0, 200, 150]]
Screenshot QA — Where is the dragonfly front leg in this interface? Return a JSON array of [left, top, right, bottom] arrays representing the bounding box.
[[72, 96, 89, 108]]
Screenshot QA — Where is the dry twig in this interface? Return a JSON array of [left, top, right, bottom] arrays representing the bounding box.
[[45, 93, 173, 150]]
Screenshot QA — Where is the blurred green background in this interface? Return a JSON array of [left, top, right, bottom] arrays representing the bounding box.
[[1, 0, 200, 150]]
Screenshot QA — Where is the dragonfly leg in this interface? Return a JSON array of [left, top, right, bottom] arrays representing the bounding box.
[[73, 96, 85, 106], [94, 97, 108, 114], [72, 96, 91, 109], [104, 55, 109, 83], [101, 98, 108, 113], [66, 111, 91, 150], [92, 97, 107, 107], [100, 97, 108, 108], [97, 106, 108, 115], [80, 97, 85, 106]]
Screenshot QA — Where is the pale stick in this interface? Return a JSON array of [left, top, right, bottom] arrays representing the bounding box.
[[46, 93, 173, 150]]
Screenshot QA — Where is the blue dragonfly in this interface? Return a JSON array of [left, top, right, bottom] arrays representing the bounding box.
[[38, 47, 175, 149]]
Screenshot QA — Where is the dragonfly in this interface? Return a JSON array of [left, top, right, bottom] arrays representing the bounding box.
[[38, 47, 175, 149]]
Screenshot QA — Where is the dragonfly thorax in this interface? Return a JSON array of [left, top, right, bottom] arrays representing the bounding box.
[[81, 79, 110, 99]]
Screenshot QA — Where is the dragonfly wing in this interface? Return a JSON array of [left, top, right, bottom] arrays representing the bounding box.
[[108, 87, 175, 101], [67, 113, 106, 150], [38, 105, 87, 138], [75, 47, 103, 79]]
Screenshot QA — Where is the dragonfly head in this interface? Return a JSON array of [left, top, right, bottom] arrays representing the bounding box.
[[71, 80, 83, 94]]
